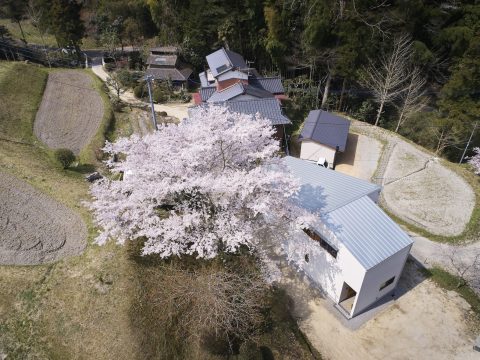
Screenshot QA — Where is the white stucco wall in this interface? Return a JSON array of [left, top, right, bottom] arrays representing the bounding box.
[[300, 140, 336, 166], [285, 221, 412, 318], [284, 223, 366, 304], [351, 245, 412, 317]]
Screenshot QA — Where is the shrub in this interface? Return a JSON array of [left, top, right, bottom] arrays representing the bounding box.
[[133, 83, 146, 99], [104, 63, 116, 72], [117, 69, 143, 89], [152, 87, 169, 103], [54, 148, 75, 169]]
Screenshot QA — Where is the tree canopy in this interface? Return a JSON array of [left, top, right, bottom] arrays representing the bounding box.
[[88, 107, 313, 259]]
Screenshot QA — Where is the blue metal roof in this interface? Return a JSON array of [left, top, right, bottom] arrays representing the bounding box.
[[299, 110, 350, 152], [190, 98, 291, 125], [324, 196, 413, 269], [284, 156, 380, 213], [284, 156, 412, 269], [207, 83, 244, 102], [250, 77, 284, 94], [206, 48, 247, 77]]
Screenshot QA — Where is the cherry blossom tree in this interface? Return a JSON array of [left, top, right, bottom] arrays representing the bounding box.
[[87, 106, 314, 259], [468, 147, 480, 175]]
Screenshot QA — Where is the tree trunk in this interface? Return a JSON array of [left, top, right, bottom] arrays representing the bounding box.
[[321, 72, 331, 109], [16, 20, 27, 44], [395, 108, 405, 132], [337, 78, 347, 111], [374, 100, 385, 126], [435, 128, 444, 154]]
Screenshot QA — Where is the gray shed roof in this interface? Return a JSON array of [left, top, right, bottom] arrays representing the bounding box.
[[250, 77, 285, 94], [284, 156, 380, 213], [151, 46, 178, 54], [190, 98, 291, 125], [206, 48, 247, 77], [284, 156, 412, 269], [145, 67, 192, 82], [324, 196, 413, 269], [207, 83, 274, 102], [299, 110, 350, 152], [146, 54, 177, 67]]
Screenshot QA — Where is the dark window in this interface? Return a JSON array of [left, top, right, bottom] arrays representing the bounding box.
[[216, 64, 229, 73], [305, 254, 309, 263], [379, 276, 395, 291], [302, 228, 338, 259]]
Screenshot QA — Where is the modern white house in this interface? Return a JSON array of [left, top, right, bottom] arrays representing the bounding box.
[[299, 110, 350, 169], [283, 156, 413, 318]]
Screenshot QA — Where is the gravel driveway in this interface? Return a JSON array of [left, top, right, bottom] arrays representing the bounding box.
[[0, 172, 87, 265], [350, 120, 475, 237]]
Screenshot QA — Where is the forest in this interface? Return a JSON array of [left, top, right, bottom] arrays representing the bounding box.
[[1, 0, 479, 160]]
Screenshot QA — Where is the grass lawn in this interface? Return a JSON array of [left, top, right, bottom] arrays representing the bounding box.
[[0, 61, 319, 359]]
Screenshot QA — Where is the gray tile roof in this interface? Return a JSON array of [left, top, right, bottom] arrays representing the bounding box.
[[284, 156, 412, 269], [284, 156, 380, 214], [206, 48, 247, 77], [206, 83, 274, 103], [299, 110, 350, 152], [145, 67, 192, 82], [250, 77, 284, 94], [199, 86, 216, 101], [146, 54, 178, 66], [190, 98, 291, 125], [325, 196, 413, 269]]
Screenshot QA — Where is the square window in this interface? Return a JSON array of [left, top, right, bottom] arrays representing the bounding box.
[[379, 276, 395, 291]]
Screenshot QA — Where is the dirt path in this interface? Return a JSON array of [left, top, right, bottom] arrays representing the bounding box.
[[91, 65, 191, 120], [276, 256, 478, 360], [34, 70, 105, 155], [349, 120, 475, 237], [0, 171, 87, 265]]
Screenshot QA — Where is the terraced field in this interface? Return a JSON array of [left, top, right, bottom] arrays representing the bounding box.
[[0, 171, 86, 265], [34, 70, 105, 154]]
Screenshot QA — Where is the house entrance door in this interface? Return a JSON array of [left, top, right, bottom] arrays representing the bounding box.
[[339, 282, 357, 314]]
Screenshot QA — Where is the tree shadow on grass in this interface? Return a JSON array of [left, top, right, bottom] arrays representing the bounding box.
[[69, 163, 96, 174]]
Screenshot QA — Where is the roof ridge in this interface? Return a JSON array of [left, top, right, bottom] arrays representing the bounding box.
[[221, 47, 233, 67], [323, 190, 380, 215], [310, 110, 323, 139]]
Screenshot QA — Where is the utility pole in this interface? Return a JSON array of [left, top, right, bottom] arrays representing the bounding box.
[[145, 75, 158, 131], [459, 121, 478, 164]]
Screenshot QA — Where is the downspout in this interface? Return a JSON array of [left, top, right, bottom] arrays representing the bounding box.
[[332, 145, 339, 170]]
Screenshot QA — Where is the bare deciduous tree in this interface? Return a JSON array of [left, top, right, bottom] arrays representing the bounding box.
[[360, 35, 413, 126], [27, 0, 51, 67], [447, 247, 480, 291], [151, 264, 268, 352], [395, 66, 428, 132]]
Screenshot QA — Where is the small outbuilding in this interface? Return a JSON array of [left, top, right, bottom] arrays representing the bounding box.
[[299, 110, 350, 168], [145, 46, 192, 87], [283, 156, 413, 318]]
